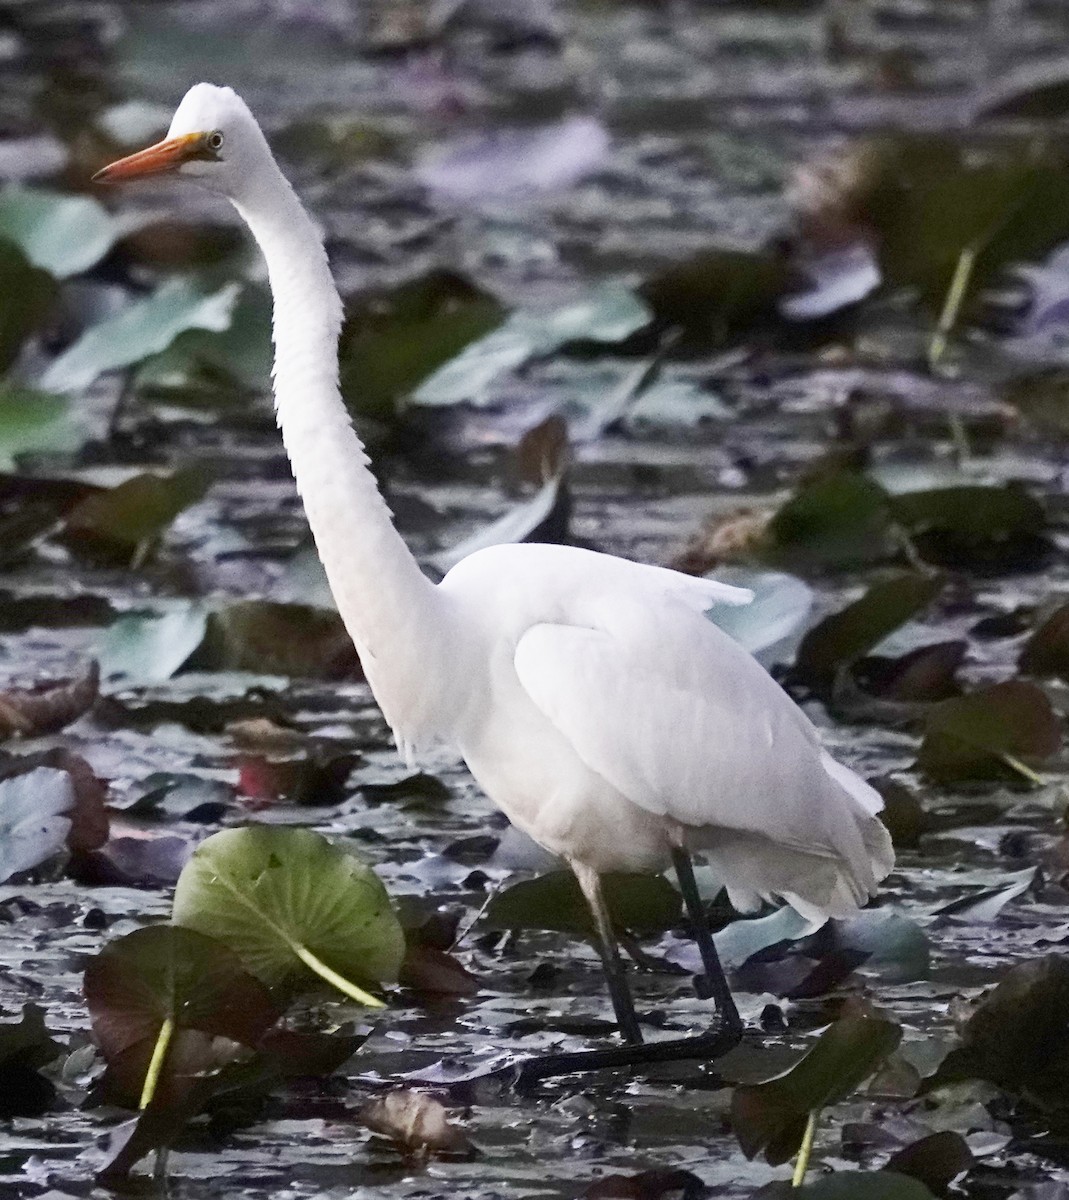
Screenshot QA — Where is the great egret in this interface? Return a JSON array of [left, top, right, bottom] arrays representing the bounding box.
[[96, 84, 894, 1072]]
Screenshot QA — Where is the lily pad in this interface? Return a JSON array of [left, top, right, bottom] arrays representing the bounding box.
[[0, 766, 76, 884], [0, 186, 128, 278], [41, 278, 241, 394], [916, 681, 1061, 784], [1019, 602, 1069, 681], [97, 604, 210, 684], [414, 282, 650, 408], [0, 240, 56, 372], [194, 601, 358, 679], [764, 472, 893, 572], [84, 925, 280, 1106], [172, 826, 405, 1000], [484, 870, 682, 940], [0, 385, 89, 468], [732, 1013, 902, 1165], [794, 573, 942, 689]]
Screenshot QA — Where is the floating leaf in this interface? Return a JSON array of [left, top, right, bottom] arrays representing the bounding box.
[[0, 185, 128, 278], [582, 1168, 708, 1200], [1019, 603, 1069, 681], [0, 240, 56, 372], [933, 866, 1036, 924], [764, 473, 893, 572], [0, 659, 98, 737], [97, 604, 210, 684], [172, 826, 405, 1001], [640, 248, 788, 350], [414, 282, 650, 408], [0, 766, 76, 883], [359, 1088, 474, 1157], [238, 752, 358, 809], [732, 1013, 902, 1165], [84, 925, 279, 1107], [760, 1172, 937, 1199], [884, 1132, 971, 1198], [0, 1004, 62, 1117], [484, 870, 682, 940], [195, 601, 358, 679], [927, 955, 1069, 1113], [41, 279, 241, 393], [795, 573, 942, 689], [340, 271, 504, 420], [0, 385, 89, 469], [61, 466, 211, 564], [916, 681, 1061, 784]]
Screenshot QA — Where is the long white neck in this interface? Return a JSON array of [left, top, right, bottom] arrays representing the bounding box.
[[232, 164, 445, 750]]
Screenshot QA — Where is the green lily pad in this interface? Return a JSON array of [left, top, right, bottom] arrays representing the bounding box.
[[732, 1013, 902, 1165], [172, 826, 405, 999], [795, 573, 943, 688], [1019, 603, 1069, 681], [764, 472, 893, 572], [84, 925, 280, 1107], [484, 869, 682, 940], [340, 271, 504, 420], [0, 385, 88, 469], [97, 604, 210, 684], [194, 601, 357, 680], [61, 466, 212, 564], [0, 186, 129, 278], [413, 282, 650, 408], [0, 240, 56, 373], [916, 681, 1061, 784], [42, 278, 241, 394]]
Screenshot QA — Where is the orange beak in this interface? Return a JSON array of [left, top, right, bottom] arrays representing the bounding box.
[[93, 133, 210, 183]]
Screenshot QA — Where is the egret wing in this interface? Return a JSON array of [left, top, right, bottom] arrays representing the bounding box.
[[513, 597, 874, 855]]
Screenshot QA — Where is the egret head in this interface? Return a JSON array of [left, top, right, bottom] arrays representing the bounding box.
[[94, 83, 268, 197]]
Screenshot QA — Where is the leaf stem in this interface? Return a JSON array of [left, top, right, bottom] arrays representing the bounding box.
[[1001, 753, 1046, 786], [293, 944, 384, 1007], [140, 1016, 175, 1110], [928, 245, 976, 371], [792, 1109, 819, 1188]]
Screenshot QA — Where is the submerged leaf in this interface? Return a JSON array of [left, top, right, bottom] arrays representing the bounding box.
[[485, 870, 682, 940], [732, 1013, 902, 1165], [172, 826, 405, 996], [917, 681, 1061, 784]]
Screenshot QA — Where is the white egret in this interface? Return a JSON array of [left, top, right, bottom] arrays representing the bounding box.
[[96, 85, 894, 1069]]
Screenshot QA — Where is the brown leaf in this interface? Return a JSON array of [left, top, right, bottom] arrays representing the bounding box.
[[0, 660, 98, 739], [359, 1088, 474, 1157]]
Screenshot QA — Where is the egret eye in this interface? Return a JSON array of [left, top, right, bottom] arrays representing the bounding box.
[[207, 131, 224, 152]]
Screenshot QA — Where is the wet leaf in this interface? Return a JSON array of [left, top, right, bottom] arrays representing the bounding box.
[[238, 752, 359, 808], [41, 278, 241, 393], [415, 115, 609, 204], [340, 271, 504, 420], [582, 1167, 708, 1199], [927, 956, 1069, 1113], [705, 569, 813, 669], [933, 866, 1036, 923], [97, 604, 209, 684], [829, 911, 930, 984], [60, 466, 211, 565], [732, 1013, 902, 1165], [84, 925, 279, 1106], [429, 473, 570, 576], [1019, 603, 1069, 681], [759, 1172, 936, 1199], [713, 906, 817, 971], [0, 1004, 62, 1117], [71, 833, 193, 889], [0, 659, 98, 737], [916, 681, 1061, 784], [0, 240, 56, 372], [850, 642, 966, 705], [0, 766, 76, 883], [359, 1088, 474, 1157], [358, 772, 449, 806], [884, 1131, 972, 1197], [195, 601, 358, 679], [0, 748, 108, 854], [640, 248, 788, 350], [172, 826, 406, 996], [414, 282, 650, 408], [485, 870, 682, 940], [0, 385, 88, 468], [890, 485, 1048, 574], [0, 185, 128, 278], [399, 939, 479, 999], [795, 573, 942, 689], [763, 473, 893, 572]]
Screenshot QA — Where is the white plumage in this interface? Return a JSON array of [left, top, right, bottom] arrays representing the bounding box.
[[97, 84, 894, 1043]]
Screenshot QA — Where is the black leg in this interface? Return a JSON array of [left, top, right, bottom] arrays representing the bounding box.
[[572, 861, 644, 1045], [671, 847, 742, 1035]]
